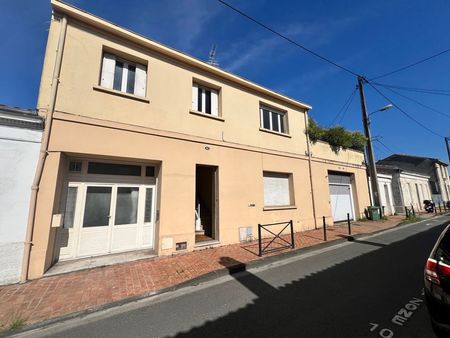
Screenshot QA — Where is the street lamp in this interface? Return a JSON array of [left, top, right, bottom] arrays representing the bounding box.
[[369, 104, 393, 117]]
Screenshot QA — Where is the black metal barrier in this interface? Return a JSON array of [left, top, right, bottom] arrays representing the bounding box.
[[257, 220, 294, 257]]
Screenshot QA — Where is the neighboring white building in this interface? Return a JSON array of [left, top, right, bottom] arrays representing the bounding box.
[[377, 165, 432, 214], [0, 105, 43, 285], [369, 174, 395, 216], [378, 154, 449, 205]]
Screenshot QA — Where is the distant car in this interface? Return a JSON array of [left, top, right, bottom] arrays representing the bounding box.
[[424, 224, 450, 335]]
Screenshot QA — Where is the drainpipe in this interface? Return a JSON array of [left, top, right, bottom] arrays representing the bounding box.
[[304, 111, 318, 229], [20, 15, 68, 282]]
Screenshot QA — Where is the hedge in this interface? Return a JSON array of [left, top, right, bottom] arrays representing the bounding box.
[[307, 118, 367, 153]]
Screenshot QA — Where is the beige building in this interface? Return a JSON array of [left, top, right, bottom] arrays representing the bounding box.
[[24, 0, 370, 280]]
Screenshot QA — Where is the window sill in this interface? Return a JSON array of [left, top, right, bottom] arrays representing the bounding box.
[[93, 85, 150, 103], [259, 128, 291, 138], [189, 110, 225, 122], [263, 205, 297, 211]]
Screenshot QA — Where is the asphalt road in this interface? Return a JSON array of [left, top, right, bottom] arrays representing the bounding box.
[[18, 214, 450, 338]]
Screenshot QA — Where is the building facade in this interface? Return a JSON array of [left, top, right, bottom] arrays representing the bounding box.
[[0, 105, 43, 285], [25, 1, 371, 279], [378, 154, 450, 205], [369, 174, 395, 216], [377, 165, 433, 214]]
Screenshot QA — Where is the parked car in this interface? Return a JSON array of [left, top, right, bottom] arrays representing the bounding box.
[[424, 224, 450, 335]]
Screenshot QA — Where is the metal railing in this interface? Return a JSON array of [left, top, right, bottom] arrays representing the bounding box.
[[257, 220, 294, 257]]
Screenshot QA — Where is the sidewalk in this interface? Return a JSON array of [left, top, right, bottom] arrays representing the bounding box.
[[0, 214, 429, 332]]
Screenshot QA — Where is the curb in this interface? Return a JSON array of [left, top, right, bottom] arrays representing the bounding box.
[[5, 214, 450, 337]]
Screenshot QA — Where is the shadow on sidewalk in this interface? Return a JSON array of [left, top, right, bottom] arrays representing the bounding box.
[[218, 257, 277, 296], [175, 223, 448, 338]]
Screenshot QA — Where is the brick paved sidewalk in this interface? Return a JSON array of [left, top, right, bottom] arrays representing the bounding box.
[[0, 215, 417, 332]]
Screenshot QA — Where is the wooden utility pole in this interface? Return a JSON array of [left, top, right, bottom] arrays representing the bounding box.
[[358, 76, 381, 207], [445, 137, 450, 163]]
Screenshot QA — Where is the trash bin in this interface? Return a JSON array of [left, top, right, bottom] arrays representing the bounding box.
[[368, 206, 381, 220]]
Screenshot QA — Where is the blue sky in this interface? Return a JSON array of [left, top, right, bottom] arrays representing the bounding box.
[[1, 0, 450, 162]]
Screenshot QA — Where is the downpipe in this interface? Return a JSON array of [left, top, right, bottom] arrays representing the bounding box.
[[20, 15, 68, 283]]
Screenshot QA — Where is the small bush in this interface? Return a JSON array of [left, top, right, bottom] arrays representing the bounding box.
[[9, 317, 26, 331]]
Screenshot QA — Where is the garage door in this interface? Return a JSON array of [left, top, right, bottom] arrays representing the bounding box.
[[329, 184, 354, 222]]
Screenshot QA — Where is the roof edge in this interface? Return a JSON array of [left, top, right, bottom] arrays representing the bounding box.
[[50, 0, 312, 111]]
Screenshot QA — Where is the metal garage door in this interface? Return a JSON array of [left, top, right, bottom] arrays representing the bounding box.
[[328, 172, 355, 223]]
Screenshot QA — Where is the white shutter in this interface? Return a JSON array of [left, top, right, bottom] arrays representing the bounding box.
[[263, 173, 290, 206], [134, 64, 147, 97], [192, 83, 198, 111], [211, 89, 219, 116], [100, 53, 115, 89]]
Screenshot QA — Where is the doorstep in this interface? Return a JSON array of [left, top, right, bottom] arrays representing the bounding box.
[[45, 249, 157, 276]]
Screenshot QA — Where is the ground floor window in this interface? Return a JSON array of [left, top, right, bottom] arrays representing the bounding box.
[[263, 172, 293, 207]]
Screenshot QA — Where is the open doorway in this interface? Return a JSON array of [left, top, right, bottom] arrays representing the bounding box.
[[195, 165, 218, 243]]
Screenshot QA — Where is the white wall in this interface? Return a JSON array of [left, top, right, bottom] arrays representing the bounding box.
[[399, 173, 431, 212], [369, 174, 395, 215], [0, 125, 41, 284], [378, 176, 395, 216]]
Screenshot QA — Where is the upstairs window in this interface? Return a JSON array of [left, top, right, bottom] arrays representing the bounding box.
[[192, 83, 219, 116], [260, 106, 287, 134], [100, 53, 147, 97]]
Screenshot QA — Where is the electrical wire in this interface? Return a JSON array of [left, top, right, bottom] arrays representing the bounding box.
[[371, 82, 450, 97], [329, 88, 357, 126], [373, 143, 389, 158], [217, 0, 360, 77], [373, 83, 450, 119], [337, 89, 357, 125], [372, 82, 450, 94], [366, 81, 445, 138], [374, 138, 396, 154], [370, 47, 450, 81]]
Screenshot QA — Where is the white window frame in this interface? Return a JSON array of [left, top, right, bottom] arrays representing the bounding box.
[[260, 106, 287, 134], [100, 53, 147, 97], [192, 82, 219, 116]]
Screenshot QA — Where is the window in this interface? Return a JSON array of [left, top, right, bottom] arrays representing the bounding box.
[[260, 106, 287, 134], [115, 187, 139, 225], [69, 161, 82, 172], [87, 162, 141, 176], [263, 172, 293, 207], [192, 83, 219, 116], [63, 187, 78, 228], [100, 53, 147, 97]]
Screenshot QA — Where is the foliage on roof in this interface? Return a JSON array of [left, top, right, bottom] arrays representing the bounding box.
[[307, 118, 367, 153]]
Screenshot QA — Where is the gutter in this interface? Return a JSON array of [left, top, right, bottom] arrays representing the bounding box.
[[304, 112, 318, 229], [20, 15, 68, 282]]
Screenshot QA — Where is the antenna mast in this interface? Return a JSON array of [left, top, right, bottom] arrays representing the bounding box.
[[207, 44, 219, 67]]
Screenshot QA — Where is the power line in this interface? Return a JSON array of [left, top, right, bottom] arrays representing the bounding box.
[[375, 138, 396, 154], [217, 0, 360, 77], [373, 83, 450, 119], [371, 47, 450, 81], [329, 87, 357, 126], [366, 80, 445, 138], [373, 143, 389, 158], [337, 89, 357, 125], [372, 82, 450, 96], [373, 82, 450, 94]]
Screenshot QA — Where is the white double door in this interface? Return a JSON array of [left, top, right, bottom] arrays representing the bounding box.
[[60, 182, 155, 259]]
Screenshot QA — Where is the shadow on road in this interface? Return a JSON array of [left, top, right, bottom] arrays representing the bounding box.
[[175, 223, 449, 338]]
